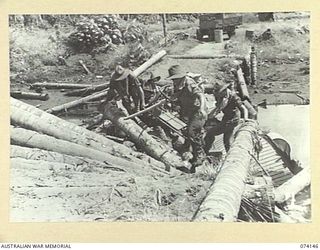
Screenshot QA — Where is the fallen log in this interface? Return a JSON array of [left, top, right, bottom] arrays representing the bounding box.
[[133, 49, 167, 76], [10, 126, 148, 171], [274, 167, 311, 204], [79, 60, 92, 75], [193, 120, 258, 222], [31, 82, 93, 89], [65, 86, 109, 97], [64, 49, 167, 97], [11, 98, 167, 171], [46, 89, 109, 114], [168, 54, 244, 60], [103, 102, 189, 171], [250, 46, 257, 85], [10, 145, 170, 175], [169, 55, 227, 59], [10, 91, 49, 101], [235, 66, 250, 101], [275, 206, 296, 223], [11, 145, 115, 170]]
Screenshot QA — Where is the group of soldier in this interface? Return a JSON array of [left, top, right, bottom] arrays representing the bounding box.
[[100, 63, 249, 173]]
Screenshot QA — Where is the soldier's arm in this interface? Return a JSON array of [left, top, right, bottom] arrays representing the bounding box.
[[196, 92, 206, 114], [132, 75, 145, 109], [240, 104, 249, 120], [232, 93, 249, 120], [137, 85, 145, 109], [105, 86, 116, 102]]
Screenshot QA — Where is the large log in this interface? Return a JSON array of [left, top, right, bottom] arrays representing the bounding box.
[[10, 91, 49, 101], [11, 145, 114, 169], [64, 49, 167, 98], [10, 126, 146, 170], [64, 86, 109, 97], [168, 54, 245, 60], [11, 98, 166, 171], [133, 49, 167, 76], [103, 102, 189, 171], [193, 120, 258, 222], [46, 89, 109, 114], [31, 82, 93, 89], [274, 167, 311, 203], [250, 46, 257, 85], [168, 55, 228, 59], [235, 66, 250, 101], [10, 145, 170, 175]]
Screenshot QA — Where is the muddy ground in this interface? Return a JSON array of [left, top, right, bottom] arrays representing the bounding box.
[[9, 13, 310, 222]]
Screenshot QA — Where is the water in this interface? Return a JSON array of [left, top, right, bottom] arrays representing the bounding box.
[[258, 104, 310, 168]]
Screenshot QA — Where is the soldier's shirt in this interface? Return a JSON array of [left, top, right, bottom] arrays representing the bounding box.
[[176, 76, 205, 119], [220, 90, 243, 122]]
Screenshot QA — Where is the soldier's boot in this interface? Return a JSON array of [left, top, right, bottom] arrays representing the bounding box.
[[189, 150, 207, 173]]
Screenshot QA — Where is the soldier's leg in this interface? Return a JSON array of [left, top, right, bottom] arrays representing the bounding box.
[[122, 98, 135, 115], [204, 120, 224, 154], [188, 113, 207, 165], [223, 120, 239, 152]]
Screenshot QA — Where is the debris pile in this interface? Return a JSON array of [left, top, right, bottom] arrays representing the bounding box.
[[67, 15, 149, 53]]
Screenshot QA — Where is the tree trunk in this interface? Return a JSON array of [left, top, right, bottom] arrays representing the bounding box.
[[11, 145, 117, 170], [31, 82, 93, 89], [62, 49, 167, 98], [162, 14, 167, 45], [11, 98, 166, 171], [10, 145, 170, 175], [103, 103, 189, 171], [250, 47, 257, 85], [64, 86, 109, 97], [193, 120, 258, 222], [275, 206, 296, 223], [10, 91, 49, 101], [10, 126, 147, 170], [274, 167, 311, 203], [46, 90, 109, 114], [169, 55, 229, 59], [236, 66, 250, 100]]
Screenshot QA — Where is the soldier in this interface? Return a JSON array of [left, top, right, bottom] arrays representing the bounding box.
[[167, 65, 208, 171], [102, 65, 145, 115], [204, 82, 248, 153]]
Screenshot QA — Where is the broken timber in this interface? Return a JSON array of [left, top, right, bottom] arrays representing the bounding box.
[[79, 60, 92, 75], [274, 167, 310, 204], [64, 50, 167, 98], [46, 89, 109, 114], [168, 54, 244, 60], [10, 126, 151, 171], [10, 145, 170, 176], [193, 120, 258, 222], [11, 98, 167, 171], [103, 102, 189, 171], [31, 82, 93, 89], [10, 91, 49, 101], [235, 66, 250, 101]]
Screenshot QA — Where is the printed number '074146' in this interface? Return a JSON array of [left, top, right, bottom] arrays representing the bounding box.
[[300, 244, 319, 248]]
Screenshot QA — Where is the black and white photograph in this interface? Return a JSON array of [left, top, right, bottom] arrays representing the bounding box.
[[9, 12, 310, 223]]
